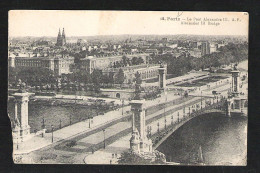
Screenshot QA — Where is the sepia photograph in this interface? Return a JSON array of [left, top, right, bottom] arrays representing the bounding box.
[[8, 10, 248, 165]]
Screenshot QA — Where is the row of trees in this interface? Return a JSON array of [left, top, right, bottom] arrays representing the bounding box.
[[111, 56, 144, 68], [8, 67, 57, 86], [8, 67, 126, 93], [149, 43, 248, 77]]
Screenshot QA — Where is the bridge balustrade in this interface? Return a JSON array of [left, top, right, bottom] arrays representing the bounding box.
[[150, 100, 226, 147]]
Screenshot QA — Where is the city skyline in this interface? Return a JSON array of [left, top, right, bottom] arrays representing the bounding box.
[[9, 11, 248, 37]]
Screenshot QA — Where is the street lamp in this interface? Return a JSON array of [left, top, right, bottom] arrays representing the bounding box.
[[122, 99, 124, 116], [42, 115, 45, 127], [60, 119, 62, 129], [189, 107, 191, 116], [149, 126, 152, 138], [164, 106, 166, 119], [51, 125, 54, 143], [201, 91, 202, 110], [89, 116, 93, 128], [164, 118, 167, 130], [157, 122, 160, 134], [42, 116, 45, 137], [171, 115, 173, 126], [70, 114, 72, 125], [103, 129, 106, 149], [16, 136, 19, 150], [177, 112, 179, 123]]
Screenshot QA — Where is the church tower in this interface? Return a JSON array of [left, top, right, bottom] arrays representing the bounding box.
[[62, 28, 66, 45], [56, 28, 66, 46]]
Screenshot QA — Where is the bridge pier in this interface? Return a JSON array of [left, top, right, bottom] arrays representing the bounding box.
[[225, 65, 247, 117]]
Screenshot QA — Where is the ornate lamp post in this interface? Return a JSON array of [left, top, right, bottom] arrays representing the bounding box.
[[51, 125, 54, 143], [157, 122, 160, 134], [201, 91, 203, 110], [122, 99, 124, 116], [42, 115, 45, 137], [88, 115, 93, 128], [42, 115, 45, 128], [164, 107, 166, 119], [149, 126, 152, 138], [164, 118, 167, 130], [16, 135, 19, 150], [103, 129, 106, 149], [70, 114, 72, 125]]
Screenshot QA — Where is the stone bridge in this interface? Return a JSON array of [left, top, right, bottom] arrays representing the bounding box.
[[150, 100, 226, 149]]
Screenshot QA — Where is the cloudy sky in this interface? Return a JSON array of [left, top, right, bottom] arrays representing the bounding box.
[[9, 10, 248, 37]]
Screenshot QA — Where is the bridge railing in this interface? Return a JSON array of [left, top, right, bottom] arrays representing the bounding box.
[[149, 99, 226, 147]]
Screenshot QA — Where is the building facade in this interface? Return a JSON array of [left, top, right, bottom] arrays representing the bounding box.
[[201, 42, 210, 56], [103, 64, 160, 84], [80, 53, 149, 73], [11, 55, 74, 76]]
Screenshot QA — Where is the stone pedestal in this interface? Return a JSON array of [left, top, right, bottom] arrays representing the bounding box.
[[226, 98, 232, 117], [12, 92, 33, 142], [130, 129, 140, 153], [130, 100, 153, 153]]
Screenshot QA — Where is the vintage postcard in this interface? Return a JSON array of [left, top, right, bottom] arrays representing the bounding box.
[[8, 10, 248, 165]]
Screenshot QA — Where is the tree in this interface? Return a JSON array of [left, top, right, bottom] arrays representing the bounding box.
[[118, 151, 151, 165], [108, 72, 114, 87], [115, 68, 125, 87], [122, 56, 128, 66], [132, 57, 138, 65], [118, 150, 166, 165], [91, 69, 102, 93], [102, 74, 110, 87], [137, 57, 144, 65], [14, 67, 56, 87]]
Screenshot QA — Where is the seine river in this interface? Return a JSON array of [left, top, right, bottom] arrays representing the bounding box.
[[8, 101, 98, 132], [157, 113, 247, 165]]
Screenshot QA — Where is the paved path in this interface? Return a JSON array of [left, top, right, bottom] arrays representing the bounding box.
[[13, 105, 131, 155]]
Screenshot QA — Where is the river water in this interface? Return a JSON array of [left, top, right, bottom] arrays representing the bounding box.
[[8, 101, 99, 132], [156, 112, 247, 165]]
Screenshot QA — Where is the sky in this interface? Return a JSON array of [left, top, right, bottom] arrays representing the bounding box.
[[9, 10, 248, 37]]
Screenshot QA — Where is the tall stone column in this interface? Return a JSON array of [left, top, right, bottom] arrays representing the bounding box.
[[130, 100, 152, 153], [158, 66, 167, 92], [231, 69, 240, 96], [13, 92, 32, 142], [130, 100, 146, 141]]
